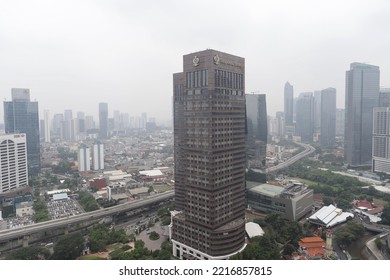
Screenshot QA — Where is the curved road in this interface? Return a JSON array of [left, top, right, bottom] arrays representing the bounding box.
[[0, 190, 174, 243], [266, 142, 315, 173]]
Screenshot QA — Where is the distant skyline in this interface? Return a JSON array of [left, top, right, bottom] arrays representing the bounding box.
[[1, 0, 390, 122]]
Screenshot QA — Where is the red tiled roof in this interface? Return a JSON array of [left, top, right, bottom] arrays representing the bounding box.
[[299, 237, 326, 257], [299, 237, 325, 244], [356, 200, 373, 210], [313, 194, 323, 201], [368, 206, 384, 215]]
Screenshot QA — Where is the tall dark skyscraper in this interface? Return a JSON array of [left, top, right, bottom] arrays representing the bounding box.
[[99, 102, 108, 139], [172, 49, 246, 260], [284, 82, 294, 126], [246, 94, 268, 168], [345, 63, 380, 166], [4, 88, 40, 177], [295, 92, 314, 143], [320, 88, 336, 147]]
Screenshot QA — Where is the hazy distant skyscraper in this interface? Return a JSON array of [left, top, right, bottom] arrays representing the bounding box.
[[314, 90, 322, 133], [295, 92, 314, 143], [141, 112, 147, 129], [345, 63, 380, 166], [320, 88, 336, 147], [85, 116, 95, 130], [4, 89, 40, 176], [336, 109, 345, 136], [275, 111, 285, 136], [113, 110, 120, 130], [172, 49, 246, 260], [379, 88, 390, 107], [99, 103, 108, 139], [52, 113, 64, 137], [64, 109, 73, 121], [44, 110, 51, 143], [246, 94, 268, 168], [284, 82, 294, 126], [77, 112, 86, 134]]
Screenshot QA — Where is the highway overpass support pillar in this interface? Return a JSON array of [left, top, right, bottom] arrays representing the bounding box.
[[22, 235, 29, 247]]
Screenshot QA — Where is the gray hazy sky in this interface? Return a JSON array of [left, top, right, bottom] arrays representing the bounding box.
[[1, 0, 390, 123]]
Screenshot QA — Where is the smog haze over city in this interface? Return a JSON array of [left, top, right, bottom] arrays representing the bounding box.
[[1, 0, 390, 122]]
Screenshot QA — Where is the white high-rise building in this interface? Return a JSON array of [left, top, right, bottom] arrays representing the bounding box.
[[0, 134, 28, 194], [92, 140, 104, 170], [78, 143, 90, 172], [372, 107, 390, 173]]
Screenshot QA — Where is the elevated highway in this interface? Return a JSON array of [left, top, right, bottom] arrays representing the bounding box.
[[266, 142, 315, 173], [0, 190, 174, 243]]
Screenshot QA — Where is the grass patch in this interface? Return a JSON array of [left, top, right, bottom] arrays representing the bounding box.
[[373, 198, 388, 207], [153, 184, 172, 193], [107, 243, 123, 251]]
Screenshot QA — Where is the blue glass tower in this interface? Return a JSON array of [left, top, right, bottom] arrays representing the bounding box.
[[4, 89, 40, 177]]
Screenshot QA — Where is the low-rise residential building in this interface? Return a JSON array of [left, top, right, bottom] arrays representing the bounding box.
[[15, 201, 34, 217]]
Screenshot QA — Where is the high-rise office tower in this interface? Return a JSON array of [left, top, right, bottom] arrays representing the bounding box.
[[99, 103, 108, 139], [85, 116, 95, 130], [4, 89, 40, 176], [92, 140, 104, 170], [284, 82, 294, 126], [0, 134, 28, 194], [379, 88, 390, 107], [320, 88, 336, 147], [77, 112, 86, 134], [336, 109, 345, 137], [345, 63, 380, 166], [39, 119, 45, 142], [64, 109, 73, 121], [275, 111, 285, 137], [246, 94, 268, 168], [172, 50, 247, 260], [113, 110, 120, 130], [52, 113, 64, 137], [44, 110, 51, 143], [314, 90, 322, 133], [141, 112, 147, 129], [70, 118, 79, 141], [78, 143, 90, 172], [120, 113, 130, 129], [295, 92, 315, 143]]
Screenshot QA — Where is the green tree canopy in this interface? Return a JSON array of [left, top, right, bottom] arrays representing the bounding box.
[[51, 232, 85, 260], [5, 246, 51, 260]]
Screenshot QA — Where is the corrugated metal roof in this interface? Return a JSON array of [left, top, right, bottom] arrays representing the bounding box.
[[245, 222, 264, 239], [53, 193, 68, 201]]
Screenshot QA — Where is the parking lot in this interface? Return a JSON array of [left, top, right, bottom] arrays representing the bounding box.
[[47, 199, 83, 219], [4, 216, 35, 229]]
